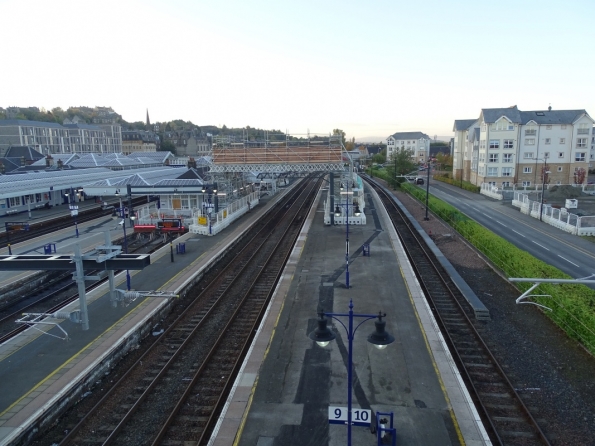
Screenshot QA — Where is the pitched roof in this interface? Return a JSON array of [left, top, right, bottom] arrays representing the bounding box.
[[453, 119, 477, 131], [4, 146, 44, 160], [520, 109, 590, 125], [0, 119, 64, 128], [388, 131, 430, 140], [480, 106, 522, 124]]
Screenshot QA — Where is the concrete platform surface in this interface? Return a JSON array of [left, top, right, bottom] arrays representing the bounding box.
[[211, 184, 490, 446]]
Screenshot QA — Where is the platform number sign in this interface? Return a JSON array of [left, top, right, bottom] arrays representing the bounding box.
[[328, 406, 371, 426]]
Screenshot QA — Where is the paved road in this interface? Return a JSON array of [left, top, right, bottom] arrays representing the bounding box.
[[424, 181, 595, 281]]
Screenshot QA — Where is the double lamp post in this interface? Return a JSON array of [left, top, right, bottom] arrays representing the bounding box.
[[115, 190, 134, 290], [309, 300, 395, 446], [334, 179, 361, 289]]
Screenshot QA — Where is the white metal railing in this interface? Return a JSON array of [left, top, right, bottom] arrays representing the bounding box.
[[511, 190, 595, 235]]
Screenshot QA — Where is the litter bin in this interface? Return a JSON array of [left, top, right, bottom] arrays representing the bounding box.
[[44, 243, 56, 254], [176, 242, 186, 254], [362, 243, 370, 257]]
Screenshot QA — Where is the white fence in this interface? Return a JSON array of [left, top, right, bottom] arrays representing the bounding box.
[[188, 191, 260, 236], [512, 191, 595, 236]]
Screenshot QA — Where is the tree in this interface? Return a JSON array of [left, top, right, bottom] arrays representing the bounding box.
[[372, 153, 386, 164], [389, 147, 416, 179], [332, 129, 346, 146], [160, 140, 176, 155], [345, 136, 356, 151], [574, 167, 587, 185]]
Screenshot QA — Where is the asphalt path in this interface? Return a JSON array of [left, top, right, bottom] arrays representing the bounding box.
[[422, 181, 595, 282]]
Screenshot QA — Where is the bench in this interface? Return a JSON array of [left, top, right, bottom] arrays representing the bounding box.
[[5, 209, 19, 215]]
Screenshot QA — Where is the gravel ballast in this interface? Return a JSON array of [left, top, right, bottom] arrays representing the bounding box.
[[390, 186, 595, 446]]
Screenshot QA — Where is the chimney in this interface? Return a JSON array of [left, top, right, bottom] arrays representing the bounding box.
[[21, 156, 25, 166], [46, 155, 54, 167], [548, 105, 552, 111]]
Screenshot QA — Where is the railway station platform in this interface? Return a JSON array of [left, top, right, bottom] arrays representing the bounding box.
[[211, 183, 490, 446], [0, 179, 490, 445], [0, 191, 285, 445]]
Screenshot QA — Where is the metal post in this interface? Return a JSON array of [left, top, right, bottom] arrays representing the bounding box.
[[330, 172, 335, 226], [27, 201, 31, 220], [424, 162, 430, 221], [106, 231, 117, 307], [73, 244, 89, 330], [5, 222, 12, 255], [540, 155, 549, 222], [170, 242, 174, 262], [127, 184, 134, 227], [121, 213, 131, 290], [345, 178, 350, 289], [347, 302, 354, 445]]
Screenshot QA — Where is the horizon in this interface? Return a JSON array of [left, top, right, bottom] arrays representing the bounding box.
[[1, 0, 593, 141]]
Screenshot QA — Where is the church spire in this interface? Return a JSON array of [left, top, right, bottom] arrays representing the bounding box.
[[146, 109, 151, 129]]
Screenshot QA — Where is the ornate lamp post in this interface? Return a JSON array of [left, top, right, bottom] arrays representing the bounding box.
[[309, 300, 395, 446]]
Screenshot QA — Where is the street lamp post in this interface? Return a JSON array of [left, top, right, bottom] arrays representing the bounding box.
[[337, 179, 361, 289], [65, 189, 79, 238], [540, 162, 551, 222], [424, 162, 431, 221], [114, 199, 135, 290], [309, 300, 395, 446]]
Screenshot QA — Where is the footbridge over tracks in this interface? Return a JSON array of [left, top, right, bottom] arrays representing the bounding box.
[[209, 134, 347, 173]]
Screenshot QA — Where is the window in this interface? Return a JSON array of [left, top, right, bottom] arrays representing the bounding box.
[[479, 153, 486, 162], [493, 120, 514, 131], [503, 153, 513, 163], [502, 181, 511, 187], [504, 139, 514, 149], [524, 167, 532, 173], [480, 140, 486, 149], [575, 152, 586, 162], [544, 152, 550, 158], [545, 138, 551, 144], [560, 138, 565, 144], [525, 127, 537, 136], [525, 138, 535, 145], [557, 166, 563, 172], [489, 139, 500, 149], [524, 152, 534, 159], [558, 152, 564, 158], [546, 125, 552, 130], [9, 196, 21, 206], [522, 181, 531, 187], [561, 125, 566, 129], [489, 153, 498, 163], [577, 138, 587, 148], [502, 167, 512, 177], [578, 123, 590, 134]]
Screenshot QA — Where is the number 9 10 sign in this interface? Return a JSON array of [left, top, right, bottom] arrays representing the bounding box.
[[328, 406, 371, 426]]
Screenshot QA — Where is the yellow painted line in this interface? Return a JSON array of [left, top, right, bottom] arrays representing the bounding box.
[[0, 297, 151, 418], [398, 262, 466, 445], [232, 262, 298, 446]]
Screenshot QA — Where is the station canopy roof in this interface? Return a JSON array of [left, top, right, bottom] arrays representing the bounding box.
[[0, 166, 187, 199]]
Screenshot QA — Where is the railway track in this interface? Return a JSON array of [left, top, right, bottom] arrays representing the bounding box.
[[57, 176, 320, 446], [367, 178, 550, 446], [0, 197, 147, 248], [0, 234, 164, 344]]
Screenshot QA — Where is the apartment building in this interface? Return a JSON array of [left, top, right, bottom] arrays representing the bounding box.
[[386, 131, 431, 163], [453, 106, 593, 187], [0, 118, 123, 156], [122, 130, 158, 155]]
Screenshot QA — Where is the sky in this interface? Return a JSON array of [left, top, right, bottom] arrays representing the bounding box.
[[1, 0, 594, 142]]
